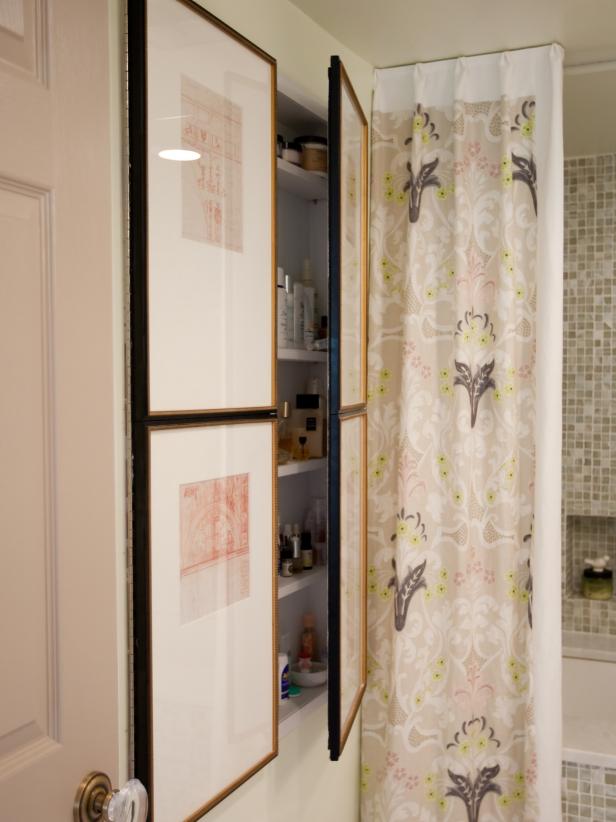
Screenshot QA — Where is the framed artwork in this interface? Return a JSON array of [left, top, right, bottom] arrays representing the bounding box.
[[130, 0, 277, 416], [328, 411, 367, 759], [328, 55, 368, 413], [141, 419, 277, 820]]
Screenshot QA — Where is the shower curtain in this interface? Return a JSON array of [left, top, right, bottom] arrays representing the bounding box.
[[362, 45, 563, 821]]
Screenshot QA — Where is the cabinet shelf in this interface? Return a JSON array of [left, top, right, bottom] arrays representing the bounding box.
[[278, 565, 326, 599], [278, 458, 326, 477], [277, 157, 327, 201], [278, 682, 327, 738], [278, 348, 327, 363]]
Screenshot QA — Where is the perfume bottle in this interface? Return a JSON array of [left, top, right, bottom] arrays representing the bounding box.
[[277, 400, 293, 464]]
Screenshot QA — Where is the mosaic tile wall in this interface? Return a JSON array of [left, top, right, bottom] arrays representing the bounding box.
[[562, 154, 616, 634], [562, 760, 616, 821]]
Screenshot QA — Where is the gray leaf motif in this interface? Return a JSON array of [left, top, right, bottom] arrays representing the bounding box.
[[453, 360, 496, 428], [446, 764, 502, 822], [511, 152, 537, 215], [403, 158, 441, 223], [388, 558, 427, 631]]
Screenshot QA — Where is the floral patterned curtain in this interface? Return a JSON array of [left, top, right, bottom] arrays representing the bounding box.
[[362, 48, 563, 822]]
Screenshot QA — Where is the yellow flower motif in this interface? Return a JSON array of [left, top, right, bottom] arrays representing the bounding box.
[[377, 453, 388, 464], [447, 268, 456, 279], [422, 131, 430, 144], [520, 590, 529, 604], [436, 187, 448, 200], [436, 583, 447, 596], [368, 565, 376, 576], [477, 736, 488, 750], [505, 571, 515, 582], [436, 657, 446, 668], [377, 383, 387, 396], [380, 257, 389, 268], [502, 249, 512, 261], [504, 384, 514, 395], [516, 286, 525, 299], [499, 795, 512, 807], [432, 670, 443, 682], [512, 671, 521, 683], [459, 740, 471, 755], [501, 156, 511, 170], [486, 490, 496, 504], [506, 469, 515, 481], [425, 287, 436, 299], [414, 693, 424, 706], [368, 581, 377, 593], [383, 271, 393, 283], [508, 657, 517, 670], [502, 172, 513, 187], [413, 115, 423, 132], [514, 772, 525, 785], [384, 187, 394, 201], [397, 521, 409, 537], [513, 788, 525, 801], [360, 779, 368, 792], [439, 466, 449, 478], [440, 383, 452, 396], [424, 589, 433, 602], [440, 568, 448, 580], [367, 389, 374, 401], [463, 331, 472, 343], [382, 689, 389, 703], [380, 368, 391, 380], [479, 333, 490, 347], [363, 765, 371, 776], [438, 798, 447, 810], [522, 117, 535, 137], [384, 173, 393, 184], [453, 490, 463, 504], [424, 774, 435, 786], [508, 585, 519, 599], [440, 368, 450, 379], [372, 468, 383, 481], [426, 789, 436, 801], [437, 454, 447, 465], [507, 367, 517, 377], [396, 190, 407, 204], [410, 533, 421, 546], [494, 388, 502, 401], [506, 264, 515, 275], [379, 588, 392, 601]]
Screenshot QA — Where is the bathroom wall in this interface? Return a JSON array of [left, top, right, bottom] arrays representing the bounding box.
[[562, 153, 616, 635], [562, 759, 616, 822]]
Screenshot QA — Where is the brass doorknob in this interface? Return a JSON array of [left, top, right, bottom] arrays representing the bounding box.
[[74, 771, 148, 822]]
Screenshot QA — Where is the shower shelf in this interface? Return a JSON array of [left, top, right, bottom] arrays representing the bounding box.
[[278, 682, 328, 738], [278, 566, 326, 599]]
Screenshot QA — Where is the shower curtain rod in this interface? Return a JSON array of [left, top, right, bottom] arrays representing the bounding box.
[[376, 41, 569, 72]]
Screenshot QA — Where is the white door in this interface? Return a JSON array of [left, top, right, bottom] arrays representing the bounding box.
[[0, 1, 123, 819]]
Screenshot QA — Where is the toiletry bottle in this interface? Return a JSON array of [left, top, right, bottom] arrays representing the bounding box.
[[300, 613, 318, 661], [278, 652, 289, 701], [301, 258, 315, 349], [277, 400, 292, 464], [293, 281, 304, 347], [277, 266, 288, 349], [301, 532, 313, 570], [290, 533, 303, 573], [285, 274, 294, 348]]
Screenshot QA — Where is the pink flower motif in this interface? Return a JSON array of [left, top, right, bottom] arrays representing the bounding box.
[[376, 769, 386, 783], [467, 141, 481, 158], [489, 163, 500, 178], [421, 365, 431, 379], [403, 341, 416, 356], [394, 767, 406, 782], [386, 751, 399, 767], [454, 571, 465, 585], [406, 775, 419, 790], [484, 570, 495, 583], [411, 355, 421, 368]]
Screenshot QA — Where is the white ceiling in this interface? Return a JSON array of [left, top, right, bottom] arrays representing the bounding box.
[[290, 0, 616, 156], [288, 0, 616, 68]]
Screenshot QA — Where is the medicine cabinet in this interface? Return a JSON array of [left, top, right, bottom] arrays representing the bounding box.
[[129, 3, 368, 814]]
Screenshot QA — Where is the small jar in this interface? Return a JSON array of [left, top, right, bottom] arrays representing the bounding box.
[[290, 534, 303, 573], [282, 140, 302, 166], [301, 531, 313, 570], [281, 558, 293, 577], [582, 568, 613, 600], [296, 135, 327, 173]]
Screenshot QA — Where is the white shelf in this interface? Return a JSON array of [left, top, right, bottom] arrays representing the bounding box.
[[278, 348, 327, 362], [278, 682, 327, 738], [278, 565, 326, 599], [278, 458, 326, 477], [277, 158, 327, 200]]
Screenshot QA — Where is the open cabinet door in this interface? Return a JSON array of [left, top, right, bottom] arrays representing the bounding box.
[[328, 55, 369, 760]]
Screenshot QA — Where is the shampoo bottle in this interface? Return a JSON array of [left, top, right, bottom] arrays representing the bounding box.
[[277, 266, 289, 349]]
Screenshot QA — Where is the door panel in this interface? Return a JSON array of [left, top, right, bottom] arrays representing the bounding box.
[[0, 1, 121, 818], [327, 55, 368, 761]]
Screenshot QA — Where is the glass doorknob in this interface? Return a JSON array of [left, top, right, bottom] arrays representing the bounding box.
[[74, 771, 148, 822]]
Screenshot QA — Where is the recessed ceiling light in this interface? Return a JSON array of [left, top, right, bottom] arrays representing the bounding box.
[[158, 149, 201, 162]]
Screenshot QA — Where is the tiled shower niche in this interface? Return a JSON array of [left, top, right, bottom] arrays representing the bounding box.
[[566, 515, 616, 597]]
